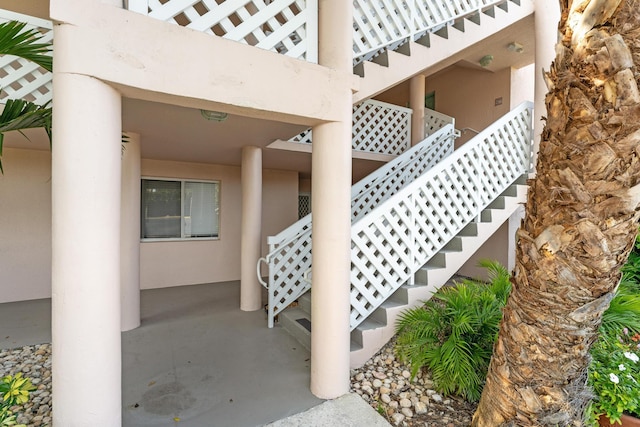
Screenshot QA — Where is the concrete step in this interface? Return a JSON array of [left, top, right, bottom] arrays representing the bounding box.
[[280, 308, 311, 352], [276, 181, 529, 369]]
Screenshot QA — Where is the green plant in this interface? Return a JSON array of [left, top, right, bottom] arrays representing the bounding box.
[[586, 328, 640, 425], [586, 234, 640, 425], [0, 373, 34, 427], [394, 259, 511, 402], [0, 20, 53, 173]]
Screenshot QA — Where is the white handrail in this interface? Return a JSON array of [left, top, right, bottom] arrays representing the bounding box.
[[262, 123, 456, 327]]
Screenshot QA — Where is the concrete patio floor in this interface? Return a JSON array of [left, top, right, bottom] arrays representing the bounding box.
[[1, 281, 328, 426]]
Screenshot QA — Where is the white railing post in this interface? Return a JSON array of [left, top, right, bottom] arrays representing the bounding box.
[[126, 0, 149, 15], [305, 0, 319, 63]]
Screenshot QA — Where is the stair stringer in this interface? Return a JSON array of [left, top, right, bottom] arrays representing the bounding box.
[[348, 182, 528, 369], [353, 0, 534, 103]]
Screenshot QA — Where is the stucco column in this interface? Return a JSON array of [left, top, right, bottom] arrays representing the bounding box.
[[121, 132, 141, 331], [533, 0, 560, 167], [51, 72, 122, 426], [410, 74, 425, 146], [240, 146, 263, 311], [310, 0, 352, 399]]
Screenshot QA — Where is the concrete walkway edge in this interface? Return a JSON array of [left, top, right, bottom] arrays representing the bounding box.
[[264, 393, 392, 427]]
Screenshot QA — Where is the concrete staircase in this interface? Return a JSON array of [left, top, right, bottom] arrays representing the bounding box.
[[353, 0, 534, 103], [280, 177, 527, 368]]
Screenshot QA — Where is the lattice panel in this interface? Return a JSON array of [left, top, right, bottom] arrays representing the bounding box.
[[290, 128, 312, 144], [0, 12, 52, 105], [353, 0, 510, 66], [352, 99, 411, 155], [298, 193, 311, 218], [289, 99, 412, 156], [352, 0, 414, 64], [263, 121, 456, 328], [424, 108, 455, 135], [348, 103, 533, 330], [266, 228, 313, 327], [351, 127, 454, 221], [132, 0, 317, 61]]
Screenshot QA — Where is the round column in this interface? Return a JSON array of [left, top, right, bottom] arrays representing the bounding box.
[[240, 146, 263, 311], [121, 132, 141, 331], [410, 74, 426, 146], [533, 0, 560, 167], [310, 0, 353, 399], [51, 72, 122, 426]]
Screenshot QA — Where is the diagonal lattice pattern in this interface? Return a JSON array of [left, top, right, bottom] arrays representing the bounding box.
[[133, 0, 316, 61], [261, 114, 457, 327], [0, 12, 52, 105], [349, 103, 533, 329], [354, 0, 513, 66], [290, 99, 412, 156]]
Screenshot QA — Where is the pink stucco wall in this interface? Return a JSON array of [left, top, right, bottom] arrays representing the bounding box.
[[0, 149, 298, 302]]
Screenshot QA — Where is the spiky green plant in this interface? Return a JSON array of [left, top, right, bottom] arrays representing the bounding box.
[[0, 20, 53, 173], [0, 21, 51, 72], [0, 99, 51, 173], [599, 276, 640, 338], [395, 260, 511, 402]]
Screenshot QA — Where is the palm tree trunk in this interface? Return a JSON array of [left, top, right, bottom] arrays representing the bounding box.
[[472, 0, 640, 425]]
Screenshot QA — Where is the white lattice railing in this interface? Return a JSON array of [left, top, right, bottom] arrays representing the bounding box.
[[126, 0, 517, 68], [349, 102, 533, 329], [425, 108, 457, 135], [259, 120, 457, 327], [127, 0, 318, 63], [353, 0, 510, 65], [0, 10, 52, 105], [289, 99, 413, 156]]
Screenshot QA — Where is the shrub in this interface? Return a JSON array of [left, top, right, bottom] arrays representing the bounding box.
[[586, 233, 640, 425], [0, 373, 34, 427], [394, 260, 510, 402]]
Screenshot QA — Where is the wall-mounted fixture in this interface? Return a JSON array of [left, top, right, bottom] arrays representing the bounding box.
[[200, 109, 228, 122], [479, 54, 493, 67], [507, 42, 524, 53]]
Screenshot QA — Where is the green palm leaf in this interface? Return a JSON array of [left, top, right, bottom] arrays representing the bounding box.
[[0, 99, 52, 173], [0, 20, 52, 71]]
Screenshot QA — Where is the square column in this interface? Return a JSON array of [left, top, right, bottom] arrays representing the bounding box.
[[51, 72, 123, 426]]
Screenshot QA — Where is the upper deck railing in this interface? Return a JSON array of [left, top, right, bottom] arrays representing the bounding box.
[[127, 0, 318, 63], [126, 0, 513, 66], [0, 10, 52, 105]]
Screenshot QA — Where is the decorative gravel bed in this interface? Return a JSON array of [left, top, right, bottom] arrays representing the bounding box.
[[350, 338, 477, 426], [0, 344, 52, 427], [3, 339, 475, 427]]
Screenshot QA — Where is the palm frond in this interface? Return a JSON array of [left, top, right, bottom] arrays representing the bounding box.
[[0, 99, 52, 173], [0, 21, 52, 72], [394, 261, 512, 401]]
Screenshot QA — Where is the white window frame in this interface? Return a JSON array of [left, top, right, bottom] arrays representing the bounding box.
[[141, 177, 221, 242]]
